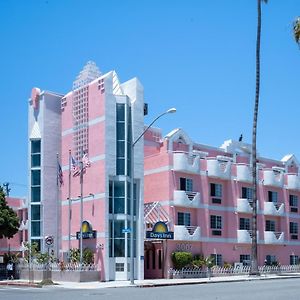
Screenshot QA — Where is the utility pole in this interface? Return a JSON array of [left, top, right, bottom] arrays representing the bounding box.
[[3, 182, 11, 196]]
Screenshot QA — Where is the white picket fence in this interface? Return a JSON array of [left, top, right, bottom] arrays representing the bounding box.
[[169, 265, 300, 279], [17, 262, 97, 272]]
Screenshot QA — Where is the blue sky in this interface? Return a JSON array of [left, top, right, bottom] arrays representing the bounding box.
[[1, 0, 300, 197]]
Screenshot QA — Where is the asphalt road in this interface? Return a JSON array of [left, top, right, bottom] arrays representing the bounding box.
[[1, 278, 300, 300]]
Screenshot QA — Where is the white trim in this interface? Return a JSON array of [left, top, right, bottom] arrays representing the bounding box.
[[62, 116, 105, 137], [144, 165, 171, 176]]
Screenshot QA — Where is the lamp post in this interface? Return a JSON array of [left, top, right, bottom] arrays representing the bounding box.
[[130, 107, 176, 285]]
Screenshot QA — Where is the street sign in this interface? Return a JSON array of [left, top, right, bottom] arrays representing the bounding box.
[[45, 235, 54, 247], [122, 228, 131, 234]]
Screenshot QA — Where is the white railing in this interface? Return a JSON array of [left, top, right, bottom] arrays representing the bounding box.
[[17, 262, 97, 271], [286, 174, 300, 190], [207, 159, 231, 180], [263, 202, 284, 216], [174, 225, 201, 241], [173, 190, 201, 208], [236, 198, 255, 214], [263, 169, 284, 188], [236, 164, 252, 183], [237, 230, 259, 243], [173, 152, 200, 174], [168, 264, 300, 279], [264, 231, 284, 244]]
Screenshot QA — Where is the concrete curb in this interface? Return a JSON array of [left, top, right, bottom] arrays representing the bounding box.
[[2, 274, 300, 289]]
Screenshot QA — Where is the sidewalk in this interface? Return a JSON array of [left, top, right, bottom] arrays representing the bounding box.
[[1, 273, 300, 289]]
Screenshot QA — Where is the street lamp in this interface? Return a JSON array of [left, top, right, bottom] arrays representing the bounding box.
[[130, 107, 176, 285]]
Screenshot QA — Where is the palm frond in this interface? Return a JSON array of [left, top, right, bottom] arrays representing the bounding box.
[[293, 17, 300, 44]]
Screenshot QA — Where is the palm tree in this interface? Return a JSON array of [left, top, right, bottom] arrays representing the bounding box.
[[293, 17, 300, 45], [250, 0, 268, 276]]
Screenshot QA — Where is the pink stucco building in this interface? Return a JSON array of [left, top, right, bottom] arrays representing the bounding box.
[[27, 61, 300, 281], [143, 128, 300, 278], [28, 62, 145, 281], [0, 196, 28, 257]]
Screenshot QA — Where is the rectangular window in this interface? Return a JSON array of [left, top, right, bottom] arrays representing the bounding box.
[[115, 263, 124, 272], [240, 254, 251, 266], [239, 218, 250, 230], [265, 220, 276, 232], [179, 178, 193, 192], [31, 187, 41, 202], [177, 212, 191, 226], [268, 191, 278, 203], [290, 222, 298, 239], [31, 205, 40, 221], [210, 215, 222, 235], [211, 254, 222, 266], [113, 181, 125, 214], [210, 183, 222, 204], [31, 221, 41, 237], [290, 255, 299, 265], [31, 170, 41, 186], [242, 187, 253, 200], [265, 255, 277, 266], [290, 195, 298, 213]]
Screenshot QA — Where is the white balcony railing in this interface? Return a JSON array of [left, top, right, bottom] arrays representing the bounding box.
[[286, 174, 300, 191], [236, 198, 257, 214], [263, 202, 284, 216], [236, 164, 252, 183], [264, 231, 284, 244], [263, 169, 284, 188], [173, 191, 201, 208], [237, 230, 259, 244], [207, 159, 231, 180], [173, 152, 200, 174], [174, 225, 201, 241]]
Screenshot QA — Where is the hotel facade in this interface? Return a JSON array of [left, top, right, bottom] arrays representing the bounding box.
[[143, 128, 300, 278], [28, 62, 145, 281], [26, 61, 300, 281]]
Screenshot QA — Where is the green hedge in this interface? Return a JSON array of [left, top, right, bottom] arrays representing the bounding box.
[[171, 252, 193, 269]]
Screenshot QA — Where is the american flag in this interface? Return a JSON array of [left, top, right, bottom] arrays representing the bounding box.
[[57, 162, 63, 187], [71, 156, 80, 177], [82, 153, 91, 168]]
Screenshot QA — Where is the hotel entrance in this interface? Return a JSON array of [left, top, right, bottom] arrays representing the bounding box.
[[144, 202, 173, 279]]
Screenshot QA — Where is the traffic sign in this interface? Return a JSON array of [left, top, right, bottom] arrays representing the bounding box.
[[122, 228, 131, 234], [45, 235, 54, 247]]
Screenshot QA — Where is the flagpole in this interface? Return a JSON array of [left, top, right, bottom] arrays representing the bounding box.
[[56, 153, 60, 259], [68, 149, 71, 262], [79, 150, 84, 266]]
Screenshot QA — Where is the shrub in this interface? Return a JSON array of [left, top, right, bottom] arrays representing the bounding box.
[[171, 252, 192, 269], [83, 248, 94, 264]]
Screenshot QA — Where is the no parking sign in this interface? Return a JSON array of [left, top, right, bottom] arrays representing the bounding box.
[[45, 236, 54, 247]]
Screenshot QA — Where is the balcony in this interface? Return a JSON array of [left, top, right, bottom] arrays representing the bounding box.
[[286, 174, 300, 191], [207, 159, 231, 180], [174, 225, 201, 241], [173, 191, 201, 208], [173, 152, 200, 174], [237, 230, 259, 243], [263, 202, 284, 216], [263, 169, 284, 188], [237, 198, 256, 214], [264, 231, 284, 244], [236, 164, 252, 183]]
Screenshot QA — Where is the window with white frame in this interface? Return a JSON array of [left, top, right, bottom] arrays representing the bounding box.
[[265, 220, 276, 232], [242, 187, 253, 200], [179, 177, 193, 192], [240, 254, 251, 266], [290, 255, 299, 265], [239, 218, 250, 230], [177, 212, 191, 226], [210, 183, 222, 204], [211, 254, 222, 266], [210, 215, 222, 235], [289, 195, 298, 213], [290, 222, 298, 240], [268, 191, 278, 203]]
